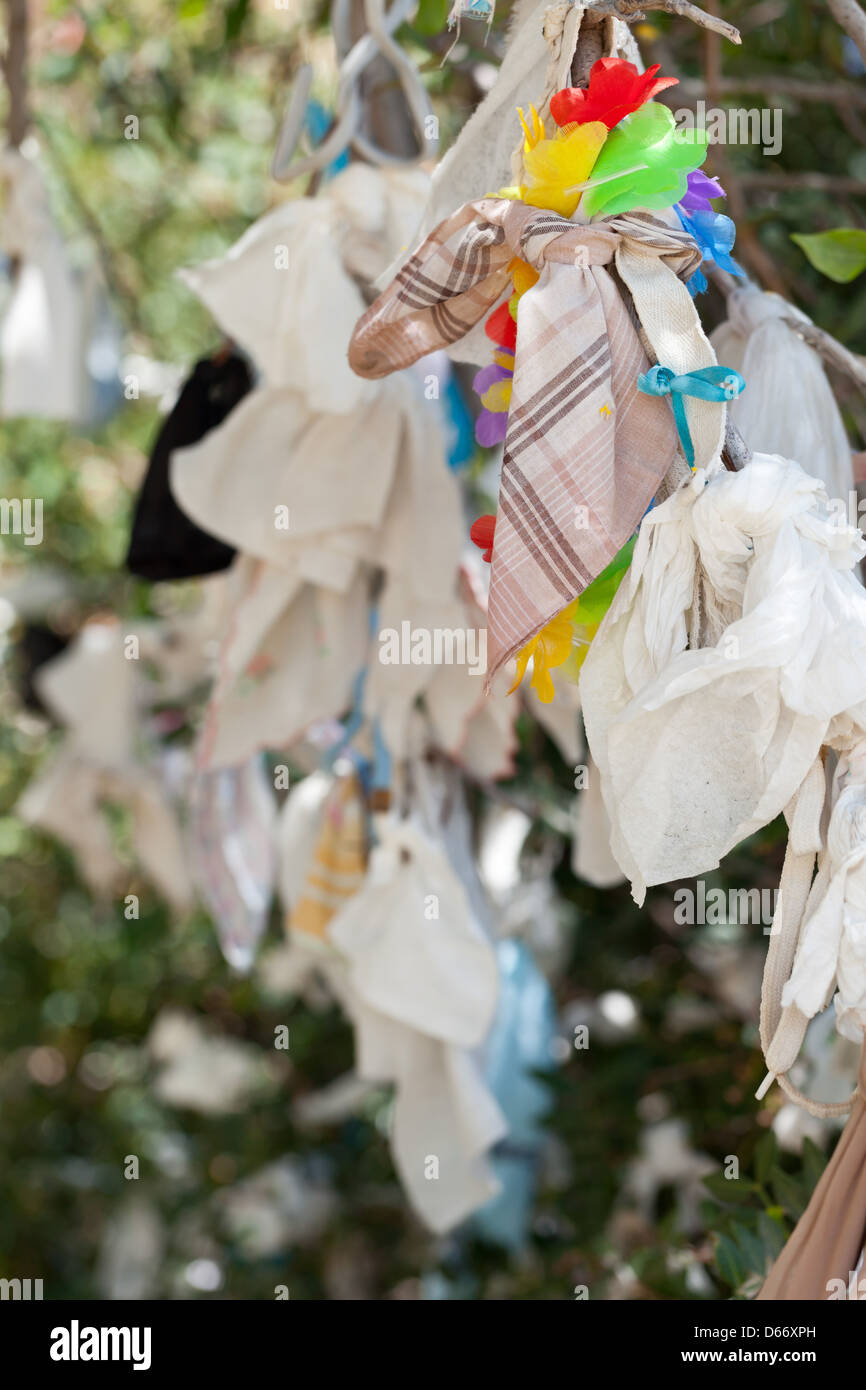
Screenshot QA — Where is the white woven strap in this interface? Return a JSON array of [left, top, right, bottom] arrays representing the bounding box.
[[616, 235, 724, 473], [757, 755, 857, 1118]]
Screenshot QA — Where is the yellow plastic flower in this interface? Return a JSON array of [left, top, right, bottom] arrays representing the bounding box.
[[518, 105, 545, 151], [493, 348, 515, 371], [509, 257, 540, 298], [508, 606, 576, 703], [519, 116, 608, 218]]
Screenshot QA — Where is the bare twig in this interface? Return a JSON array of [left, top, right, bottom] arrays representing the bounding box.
[[474, 775, 575, 837], [587, 0, 741, 45], [722, 422, 751, 471], [827, 0, 866, 70], [571, 11, 606, 86], [33, 115, 145, 337], [736, 169, 866, 193], [699, 0, 788, 295], [709, 264, 866, 393], [782, 316, 866, 391], [2, 0, 28, 148], [676, 74, 866, 107], [836, 99, 866, 149]]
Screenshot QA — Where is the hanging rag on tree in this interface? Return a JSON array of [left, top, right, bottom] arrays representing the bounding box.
[[347, 40, 748, 694], [710, 283, 856, 509]]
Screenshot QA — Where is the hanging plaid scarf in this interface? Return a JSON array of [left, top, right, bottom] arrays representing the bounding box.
[[349, 199, 716, 683]]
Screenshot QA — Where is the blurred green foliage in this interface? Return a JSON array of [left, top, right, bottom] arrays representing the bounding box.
[[0, 0, 861, 1299]]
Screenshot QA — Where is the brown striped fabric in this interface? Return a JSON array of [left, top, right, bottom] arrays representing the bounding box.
[[349, 199, 702, 682]]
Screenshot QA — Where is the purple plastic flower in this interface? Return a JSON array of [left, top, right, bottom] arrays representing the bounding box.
[[679, 169, 725, 213], [473, 361, 511, 396], [476, 408, 509, 447], [473, 359, 513, 448]]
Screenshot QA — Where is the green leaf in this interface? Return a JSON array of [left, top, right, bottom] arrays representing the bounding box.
[[412, 0, 450, 35], [770, 1168, 808, 1221], [791, 228, 866, 283], [714, 1234, 749, 1288], [581, 104, 708, 219], [703, 1173, 758, 1205], [731, 1221, 769, 1275], [753, 1130, 778, 1186], [756, 1210, 788, 1263], [224, 0, 251, 42]]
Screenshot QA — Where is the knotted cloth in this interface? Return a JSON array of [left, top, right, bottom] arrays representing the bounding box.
[[349, 198, 716, 680]]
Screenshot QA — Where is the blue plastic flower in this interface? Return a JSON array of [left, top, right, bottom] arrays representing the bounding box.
[[686, 267, 709, 298], [677, 206, 745, 279]]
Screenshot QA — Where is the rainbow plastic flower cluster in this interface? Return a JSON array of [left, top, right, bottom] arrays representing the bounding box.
[[469, 58, 739, 703], [674, 168, 744, 296]]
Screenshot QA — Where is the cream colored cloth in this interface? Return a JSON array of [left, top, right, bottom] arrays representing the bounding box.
[[415, 2, 638, 236], [582, 453, 866, 902], [176, 163, 473, 769], [327, 817, 505, 1232], [711, 286, 855, 510], [197, 560, 370, 769], [761, 737, 866, 1095], [17, 622, 195, 912], [272, 777, 506, 1232], [573, 753, 625, 888], [0, 150, 101, 424], [178, 164, 429, 410], [172, 383, 403, 573], [149, 1008, 276, 1114]]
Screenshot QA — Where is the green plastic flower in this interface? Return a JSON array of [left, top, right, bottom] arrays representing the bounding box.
[[581, 104, 708, 220]]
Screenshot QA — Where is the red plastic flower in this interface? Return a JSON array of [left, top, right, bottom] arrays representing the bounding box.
[[470, 514, 496, 563], [550, 58, 678, 132], [484, 301, 517, 354]]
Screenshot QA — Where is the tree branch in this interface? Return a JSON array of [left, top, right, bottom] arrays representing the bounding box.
[[827, 0, 866, 70], [676, 74, 866, 107], [709, 264, 866, 394], [783, 316, 866, 392], [587, 0, 741, 45], [736, 169, 866, 193], [3, 0, 28, 149]]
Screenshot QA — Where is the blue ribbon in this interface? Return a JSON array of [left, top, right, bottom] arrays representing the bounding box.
[[331, 620, 392, 796], [637, 364, 745, 468]]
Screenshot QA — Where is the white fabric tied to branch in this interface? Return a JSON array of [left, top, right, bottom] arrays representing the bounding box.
[[405, 0, 638, 366], [582, 453, 866, 902], [174, 164, 503, 768], [327, 817, 505, 1232], [711, 285, 855, 510], [0, 149, 86, 423], [17, 622, 195, 912], [781, 746, 866, 1044], [582, 450, 866, 1112]]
